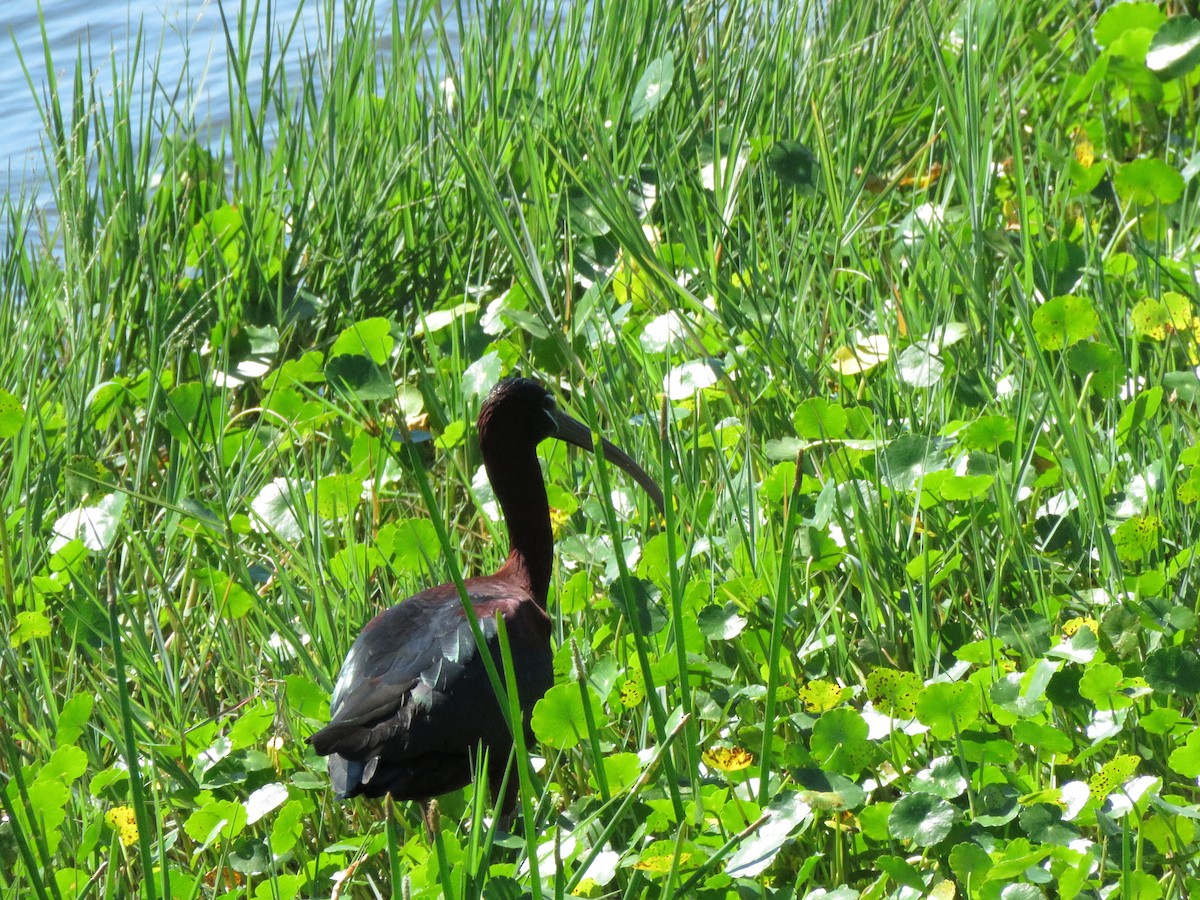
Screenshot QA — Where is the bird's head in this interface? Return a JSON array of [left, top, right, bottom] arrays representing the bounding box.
[[477, 377, 665, 514], [477, 377, 560, 449]]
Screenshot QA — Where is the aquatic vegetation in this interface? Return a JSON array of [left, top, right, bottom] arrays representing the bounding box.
[[2, 0, 1200, 896]]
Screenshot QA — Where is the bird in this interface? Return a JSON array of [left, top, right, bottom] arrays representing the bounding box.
[[308, 377, 665, 821]]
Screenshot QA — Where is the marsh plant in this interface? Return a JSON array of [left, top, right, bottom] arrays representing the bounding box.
[[2, 0, 1200, 897]]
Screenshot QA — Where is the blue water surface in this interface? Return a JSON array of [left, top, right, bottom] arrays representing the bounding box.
[[2, 0, 444, 205]]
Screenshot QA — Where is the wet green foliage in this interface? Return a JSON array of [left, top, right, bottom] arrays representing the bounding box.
[[3, 0, 1200, 896]]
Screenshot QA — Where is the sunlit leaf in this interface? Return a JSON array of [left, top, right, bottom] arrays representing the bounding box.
[[632, 839, 701, 874], [250, 478, 308, 543], [630, 53, 674, 122], [1095, 1, 1166, 49], [1144, 647, 1200, 695], [50, 493, 126, 554], [896, 344, 945, 389], [1114, 158, 1185, 205], [831, 334, 890, 375], [307, 474, 363, 520], [916, 682, 981, 739], [0, 388, 26, 438], [798, 679, 850, 713], [1088, 754, 1140, 799], [702, 745, 754, 772], [1168, 729, 1200, 778], [1147, 16, 1200, 80], [866, 667, 922, 717], [105, 806, 139, 847], [888, 792, 958, 846], [725, 791, 812, 878], [531, 683, 600, 750], [881, 434, 948, 492], [663, 358, 721, 400], [793, 398, 848, 440], [1113, 514, 1161, 562], [10, 610, 51, 646], [185, 799, 248, 847], [617, 679, 644, 708], [330, 317, 395, 364], [1031, 295, 1098, 350]]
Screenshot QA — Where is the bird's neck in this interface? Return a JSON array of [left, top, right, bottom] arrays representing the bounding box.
[[487, 448, 554, 606]]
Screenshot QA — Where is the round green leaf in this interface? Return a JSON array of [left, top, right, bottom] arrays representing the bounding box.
[[912, 756, 968, 799], [949, 841, 992, 882], [1147, 16, 1200, 80], [974, 782, 1020, 827], [725, 791, 812, 878], [810, 707, 873, 775], [766, 140, 818, 191], [269, 800, 305, 858], [531, 683, 600, 750], [55, 693, 94, 746], [881, 434, 948, 491], [184, 799, 248, 847], [959, 415, 1016, 452], [697, 603, 747, 640], [228, 840, 272, 877], [1168, 728, 1200, 778], [163, 381, 220, 444], [793, 397, 848, 440], [1095, 2, 1166, 49], [11, 610, 51, 646], [1031, 295, 1098, 350], [324, 355, 394, 401], [630, 53, 674, 123], [0, 388, 27, 439], [1114, 158, 1185, 205], [307, 474, 363, 520], [999, 885, 1047, 900], [875, 855, 926, 890], [888, 792, 958, 847], [916, 682, 981, 738], [1144, 647, 1200, 695], [330, 317, 394, 364], [1066, 342, 1124, 397], [969, 777, 1017, 830], [39, 745, 89, 785], [1019, 804, 1079, 845], [1078, 661, 1123, 704]]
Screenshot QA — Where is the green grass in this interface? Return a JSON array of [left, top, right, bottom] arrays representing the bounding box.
[[3, 0, 1200, 896]]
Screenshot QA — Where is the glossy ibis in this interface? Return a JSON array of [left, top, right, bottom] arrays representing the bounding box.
[[308, 378, 664, 818]]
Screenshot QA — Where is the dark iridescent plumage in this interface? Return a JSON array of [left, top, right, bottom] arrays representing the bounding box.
[[308, 378, 663, 811]]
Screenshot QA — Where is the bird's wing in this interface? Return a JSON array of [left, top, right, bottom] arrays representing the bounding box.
[[307, 581, 511, 758]]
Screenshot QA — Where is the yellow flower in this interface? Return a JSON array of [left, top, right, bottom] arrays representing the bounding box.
[[105, 806, 139, 847]]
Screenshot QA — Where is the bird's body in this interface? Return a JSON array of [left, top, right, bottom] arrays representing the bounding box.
[[308, 378, 663, 812], [310, 574, 552, 804]]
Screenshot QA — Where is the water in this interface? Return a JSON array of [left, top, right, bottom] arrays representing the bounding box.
[[1, 0, 425, 205]]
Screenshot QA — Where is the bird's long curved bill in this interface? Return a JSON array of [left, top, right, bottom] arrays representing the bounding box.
[[551, 409, 666, 515]]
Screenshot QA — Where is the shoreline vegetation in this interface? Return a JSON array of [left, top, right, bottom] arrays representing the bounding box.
[[3, 0, 1200, 896]]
